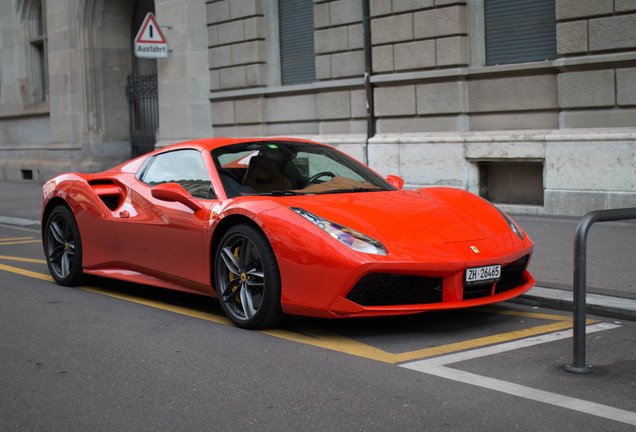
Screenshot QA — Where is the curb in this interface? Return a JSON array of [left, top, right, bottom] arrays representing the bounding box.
[[0, 216, 40, 231], [515, 286, 636, 321]]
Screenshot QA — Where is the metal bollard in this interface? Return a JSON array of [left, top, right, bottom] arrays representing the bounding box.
[[564, 207, 636, 374]]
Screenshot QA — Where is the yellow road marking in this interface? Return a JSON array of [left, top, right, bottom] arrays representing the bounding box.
[[262, 325, 400, 362], [0, 263, 54, 282], [388, 320, 575, 363], [0, 255, 46, 264], [82, 285, 234, 326], [0, 240, 41, 246], [82, 285, 398, 361], [0, 262, 593, 364], [262, 312, 594, 364], [0, 237, 36, 241]]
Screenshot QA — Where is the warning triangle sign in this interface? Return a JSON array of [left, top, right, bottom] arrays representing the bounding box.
[[134, 12, 168, 58], [135, 12, 166, 44]]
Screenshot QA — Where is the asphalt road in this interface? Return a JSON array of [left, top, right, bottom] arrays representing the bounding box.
[[1, 224, 635, 431]]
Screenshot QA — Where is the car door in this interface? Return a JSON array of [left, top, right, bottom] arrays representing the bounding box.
[[115, 148, 216, 290]]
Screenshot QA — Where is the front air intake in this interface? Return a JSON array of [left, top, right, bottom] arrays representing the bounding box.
[[346, 274, 443, 306]]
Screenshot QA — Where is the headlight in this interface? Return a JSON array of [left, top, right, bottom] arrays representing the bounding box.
[[497, 208, 524, 240], [290, 207, 387, 255]]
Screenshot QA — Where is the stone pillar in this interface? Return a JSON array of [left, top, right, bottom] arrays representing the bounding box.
[[46, 0, 83, 146], [154, 0, 213, 147]]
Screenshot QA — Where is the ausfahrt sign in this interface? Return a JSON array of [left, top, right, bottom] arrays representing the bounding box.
[[135, 12, 168, 59]]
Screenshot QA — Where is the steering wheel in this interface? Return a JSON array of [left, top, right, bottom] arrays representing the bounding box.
[[307, 171, 336, 184]]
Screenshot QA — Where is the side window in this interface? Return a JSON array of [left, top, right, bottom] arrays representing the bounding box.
[[140, 149, 213, 199]]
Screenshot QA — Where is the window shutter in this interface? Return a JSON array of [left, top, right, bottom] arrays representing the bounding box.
[[485, 0, 557, 66], [279, 0, 315, 85]]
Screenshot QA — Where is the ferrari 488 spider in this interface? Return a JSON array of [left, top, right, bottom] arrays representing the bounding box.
[[42, 138, 534, 329]]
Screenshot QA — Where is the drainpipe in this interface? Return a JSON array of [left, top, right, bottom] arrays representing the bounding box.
[[362, 0, 374, 164]]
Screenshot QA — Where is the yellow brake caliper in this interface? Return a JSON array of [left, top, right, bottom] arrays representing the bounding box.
[[229, 246, 242, 304]]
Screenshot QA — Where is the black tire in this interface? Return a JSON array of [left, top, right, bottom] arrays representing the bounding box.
[[43, 206, 85, 286], [214, 224, 283, 329]]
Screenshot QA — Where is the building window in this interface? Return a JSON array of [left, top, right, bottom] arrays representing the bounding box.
[[28, 0, 48, 102], [485, 0, 557, 66], [278, 0, 315, 85], [479, 161, 544, 205]]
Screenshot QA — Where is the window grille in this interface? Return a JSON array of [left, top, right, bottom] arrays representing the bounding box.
[[279, 0, 316, 85], [485, 0, 557, 66]]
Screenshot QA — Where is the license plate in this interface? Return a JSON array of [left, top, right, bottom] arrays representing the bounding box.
[[465, 264, 501, 285]]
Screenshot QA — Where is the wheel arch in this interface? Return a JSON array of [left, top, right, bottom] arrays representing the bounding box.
[[41, 197, 72, 236]]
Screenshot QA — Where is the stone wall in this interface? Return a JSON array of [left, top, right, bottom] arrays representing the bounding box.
[[556, 0, 636, 128], [208, 0, 368, 137], [367, 130, 636, 216], [207, 0, 269, 90], [0, 0, 134, 182], [156, 0, 213, 145], [370, 2, 468, 72], [315, 0, 364, 79], [206, 0, 568, 136]]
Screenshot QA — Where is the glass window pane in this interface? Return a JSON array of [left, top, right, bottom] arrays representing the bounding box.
[[142, 149, 213, 199]]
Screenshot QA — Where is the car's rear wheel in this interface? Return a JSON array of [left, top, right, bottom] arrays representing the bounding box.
[[44, 205, 84, 286], [214, 224, 283, 329]]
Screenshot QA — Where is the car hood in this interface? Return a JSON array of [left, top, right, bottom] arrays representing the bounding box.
[[277, 188, 515, 247]]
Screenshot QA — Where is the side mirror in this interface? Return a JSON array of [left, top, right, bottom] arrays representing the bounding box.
[[151, 182, 204, 212], [386, 175, 405, 190]]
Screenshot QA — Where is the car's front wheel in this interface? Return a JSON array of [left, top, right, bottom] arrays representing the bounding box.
[[214, 224, 283, 329], [43, 205, 84, 286]]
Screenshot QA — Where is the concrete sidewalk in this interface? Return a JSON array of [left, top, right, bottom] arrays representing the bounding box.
[[1, 180, 635, 319]]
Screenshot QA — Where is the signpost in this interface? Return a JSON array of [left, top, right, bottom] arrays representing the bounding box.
[[134, 12, 168, 59]]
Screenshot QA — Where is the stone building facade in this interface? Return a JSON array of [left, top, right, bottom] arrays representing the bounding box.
[[1, 0, 635, 216]]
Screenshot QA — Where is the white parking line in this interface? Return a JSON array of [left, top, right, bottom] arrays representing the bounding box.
[[404, 322, 618, 367], [401, 323, 636, 427]]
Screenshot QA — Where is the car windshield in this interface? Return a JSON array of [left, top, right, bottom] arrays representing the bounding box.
[[211, 141, 395, 198]]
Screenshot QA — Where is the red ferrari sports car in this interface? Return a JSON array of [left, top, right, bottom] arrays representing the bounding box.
[[42, 137, 534, 329]]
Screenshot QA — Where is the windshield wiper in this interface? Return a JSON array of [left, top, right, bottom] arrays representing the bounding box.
[[251, 190, 306, 196], [315, 187, 383, 195]]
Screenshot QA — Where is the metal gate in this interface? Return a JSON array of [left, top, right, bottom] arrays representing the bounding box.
[[125, 70, 158, 157]]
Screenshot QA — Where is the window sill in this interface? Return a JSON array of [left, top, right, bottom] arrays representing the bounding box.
[[0, 104, 50, 120]]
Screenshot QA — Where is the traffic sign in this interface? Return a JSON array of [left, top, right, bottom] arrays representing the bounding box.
[[134, 12, 168, 59]]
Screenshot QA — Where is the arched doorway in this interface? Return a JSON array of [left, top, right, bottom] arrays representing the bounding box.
[[80, 0, 135, 150]]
